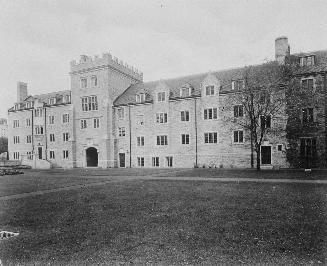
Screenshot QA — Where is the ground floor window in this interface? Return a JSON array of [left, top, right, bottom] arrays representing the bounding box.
[[300, 137, 317, 168], [166, 156, 173, 167], [27, 151, 33, 160], [13, 152, 19, 160], [233, 130, 244, 143], [63, 150, 69, 159], [49, 150, 55, 159], [137, 157, 144, 167], [152, 157, 159, 167]]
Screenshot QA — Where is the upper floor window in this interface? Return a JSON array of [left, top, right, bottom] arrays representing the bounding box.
[[64, 95, 71, 103], [300, 55, 315, 67], [260, 115, 271, 130], [157, 135, 168, 145], [81, 96, 98, 111], [81, 78, 87, 88], [81, 119, 87, 129], [13, 136, 20, 144], [118, 127, 126, 137], [50, 134, 55, 142], [13, 120, 19, 128], [48, 98, 56, 105], [136, 114, 144, 125], [157, 92, 166, 102], [204, 108, 218, 120], [232, 80, 244, 90], [94, 118, 100, 128], [302, 108, 314, 124], [234, 105, 243, 117], [35, 108, 43, 117], [35, 125, 44, 135], [156, 113, 168, 123], [259, 92, 271, 105], [49, 115, 55, 125], [233, 130, 244, 143], [62, 114, 69, 123], [118, 108, 124, 119], [63, 132, 69, 142], [181, 111, 189, 121], [14, 104, 19, 110], [180, 87, 190, 97], [205, 86, 215, 96], [26, 118, 31, 127], [137, 136, 145, 146], [26, 102, 32, 108], [181, 134, 190, 144], [91, 76, 98, 87], [204, 132, 218, 144], [136, 93, 145, 103], [301, 78, 314, 90], [26, 135, 32, 143]]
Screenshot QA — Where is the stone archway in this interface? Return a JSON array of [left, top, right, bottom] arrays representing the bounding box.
[[86, 147, 98, 167]]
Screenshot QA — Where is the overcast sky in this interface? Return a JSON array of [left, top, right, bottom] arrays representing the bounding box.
[[1, 0, 327, 118]]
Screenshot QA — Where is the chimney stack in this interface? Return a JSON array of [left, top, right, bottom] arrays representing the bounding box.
[[275, 36, 290, 64], [17, 82, 28, 102]]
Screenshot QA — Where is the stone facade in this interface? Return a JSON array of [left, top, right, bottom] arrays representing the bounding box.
[[0, 118, 7, 138]]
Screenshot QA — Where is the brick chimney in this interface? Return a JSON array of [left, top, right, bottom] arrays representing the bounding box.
[[275, 36, 290, 64], [17, 82, 28, 102]]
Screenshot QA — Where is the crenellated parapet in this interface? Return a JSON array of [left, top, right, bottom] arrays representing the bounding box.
[[70, 53, 143, 81]]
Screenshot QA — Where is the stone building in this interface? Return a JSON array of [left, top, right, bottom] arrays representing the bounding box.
[[7, 37, 327, 168], [0, 118, 7, 138]]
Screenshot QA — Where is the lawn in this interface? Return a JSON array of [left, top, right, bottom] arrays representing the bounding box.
[[0, 177, 326, 265]]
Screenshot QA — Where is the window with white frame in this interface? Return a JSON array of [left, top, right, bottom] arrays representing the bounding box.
[[157, 135, 168, 145], [63, 150, 69, 159], [94, 118, 100, 128], [181, 111, 189, 121], [118, 108, 124, 119], [35, 126, 44, 135], [63, 132, 69, 142], [13, 120, 19, 128], [204, 132, 218, 143], [64, 95, 71, 103], [137, 136, 144, 146], [14, 104, 19, 110], [91, 76, 98, 87], [300, 55, 315, 66], [136, 93, 145, 103], [119, 127, 125, 137], [234, 105, 243, 117], [157, 92, 166, 102], [26, 135, 31, 143], [205, 85, 215, 96], [204, 108, 218, 120], [233, 130, 244, 143], [152, 157, 159, 167], [166, 156, 173, 167], [49, 115, 55, 124], [232, 80, 244, 90], [13, 136, 20, 144], [81, 119, 87, 129], [136, 114, 144, 125], [81, 96, 98, 111], [181, 134, 190, 144], [81, 78, 87, 88], [301, 78, 314, 90], [26, 102, 31, 108], [62, 114, 69, 123], [13, 152, 20, 160], [137, 157, 145, 167], [35, 108, 43, 117], [156, 113, 168, 123], [49, 150, 55, 159], [48, 98, 56, 105], [49, 133, 55, 142], [180, 87, 190, 97], [27, 151, 33, 160]]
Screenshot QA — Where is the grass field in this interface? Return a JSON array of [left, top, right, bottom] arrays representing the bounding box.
[[0, 169, 326, 265]]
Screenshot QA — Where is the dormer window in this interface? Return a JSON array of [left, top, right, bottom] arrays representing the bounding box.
[[26, 102, 31, 108], [91, 76, 98, 87], [301, 78, 314, 90], [81, 78, 87, 88], [157, 92, 166, 102], [180, 87, 190, 97], [136, 93, 145, 103], [48, 98, 56, 105], [300, 55, 315, 67], [64, 95, 71, 103], [14, 104, 19, 110], [205, 86, 215, 96], [232, 80, 245, 90]]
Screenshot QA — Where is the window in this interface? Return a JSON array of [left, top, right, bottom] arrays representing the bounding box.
[[49, 150, 55, 159], [181, 111, 189, 121], [26, 118, 31, 127], [234, 105, 243, 117], [300, 55, 315, 67], [91, 76, 97, 87], [181, 134, 190, 144], [13, 120, 19, 128], [156, 113, 168, 123], [49, 134, 55, 142], [94, 118, 100, 128], [204, 132, 218, 143], [26, 102, 31, 108], [204, 108, 218, 120], [81, 119, 87, 129], [13, 152, 20, 160], [259, 92, 271, 104], [166, 156, 173, 167], [81, 78, 87, 88], [14, 104, 19, 110], [233, 130, 244, 143], [232, 80, 245, 90], [118, 108, 124, 119], [136, 93, 145, 103], [301, 78, 314, 90], [152, 157, 159, 167], [13, 136, 20, 144], [180, 87, 190, 97], [27, 151, 33, 160], [35, 126, 44, 135], [64, 95, 71, 103], [205, 86, 215, 96], [49, 115, 55, 124], [137, 157, 145, 167], [62, 114, 69, 123], [302, 108, 314, 124], [277, 144, 283, 151], [63, 150, 69, 159], [48, 98, 56, 105], [63, 133, 69, 142], [157, 135, 168, 145], [35, 108, 43, 117], [260, 115, 271, 130], [136, 115, 144, 125], [137, 136, 145, 146], [119, 127, 125, 137], [157, 92, 166, 102], [26, 135, 32, 143], [81, 96, 98, 111]]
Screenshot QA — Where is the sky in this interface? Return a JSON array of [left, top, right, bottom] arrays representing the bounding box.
[[1, 0, 327, 118]]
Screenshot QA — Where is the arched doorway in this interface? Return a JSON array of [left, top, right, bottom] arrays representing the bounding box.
[[86, 147, 98, 167]]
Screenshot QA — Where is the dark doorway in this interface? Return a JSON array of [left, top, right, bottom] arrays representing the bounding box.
[[300, 138, 317, 168], [119, 153, 125, 167], [38, 147, 42, 159], [261, 146, 271, 165], [86, 147, 98, 167]]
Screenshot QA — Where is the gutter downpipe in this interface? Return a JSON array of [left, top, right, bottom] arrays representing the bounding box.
[[194, 97, 198, 166]]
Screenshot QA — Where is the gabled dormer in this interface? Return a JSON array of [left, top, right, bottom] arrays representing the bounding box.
[[299, 54, 316, 67], [201, 72, 220, 97], [154, 80, 170, 103], [179, 83, 193, 98], [231, 79, 245, 91], [135, 90, 146, 103]]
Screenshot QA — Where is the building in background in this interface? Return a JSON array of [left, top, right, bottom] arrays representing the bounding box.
[[0, 118, 7, 138]]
